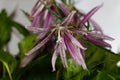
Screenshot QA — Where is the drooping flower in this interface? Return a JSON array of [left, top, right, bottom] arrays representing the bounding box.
[[21, 1, 114, 71]]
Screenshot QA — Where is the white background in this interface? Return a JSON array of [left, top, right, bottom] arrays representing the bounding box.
[[0, 0, 120, 55]]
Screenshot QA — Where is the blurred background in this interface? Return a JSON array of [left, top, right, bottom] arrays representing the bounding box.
[[0, 0, 120, 55]]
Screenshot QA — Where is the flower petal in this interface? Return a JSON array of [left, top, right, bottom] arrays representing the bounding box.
[[20, 31, 55, 67], [64, 34, 87, 69], [43, 11, 54, 28], [31, 8, 45, 28], [64, 35, 80, 64], [26, 31, 55, 56], [51, 44, 59, 72], [85, 35, 112, 48], [59, 3, 70, 16], [20, 51, 38, 67], [27, 27, 49, 33], [59, 40, 68, 68], [89, 19, 103, 33], [71, 29, 88, 36], [31, 0, 41, 17], [64, 31, 86, 50], [76, 47, 87, 70], [89, 32, 114, 41], [61, 11, 76, 26], [79, 4, 103, 28]]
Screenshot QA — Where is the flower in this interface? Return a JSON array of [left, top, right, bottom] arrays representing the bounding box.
[[21, 1, 114, 71]]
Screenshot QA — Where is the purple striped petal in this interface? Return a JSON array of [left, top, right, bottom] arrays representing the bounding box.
[[21, 31, 54, 67], [20, 51, 39, 67], [80, 49, 85, 58], [43, 11, 54, 28], [26, 31, 55, 56], [37, 32, 47, 39], [89, 19, 103, 33], [59, 3, 70, 16], [31, 8, 45, 28], [52, 38, 67, 71], [73, 15, 80, 25], [59, 40, 68, 68], [64, 34, 81, 64], [27, 26, 49, 33], [51, 44, 59, 71], [79, 4, 103, 28], [64, 31, 86, 50], [31, 0, 41, 17], [89, 32, 114, 41], [37, 11, 54, 39], [85, 35, 112, 48], [76, 47, 87, 70], [71, 29, 88, 36], [63, 33, 87, 69], [61, 11, 76, 26]]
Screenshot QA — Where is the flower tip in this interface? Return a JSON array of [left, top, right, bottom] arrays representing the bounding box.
[[52, 69, 56, 72]]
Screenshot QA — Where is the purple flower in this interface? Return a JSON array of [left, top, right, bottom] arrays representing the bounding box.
[[51, 11, 87, 71], [21, 1, 114, 71], [71, 29, 114, 48], [79, 4, 103, 28], [27, 0, 55, 40]]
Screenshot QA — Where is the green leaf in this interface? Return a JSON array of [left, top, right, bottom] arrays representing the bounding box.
[[60, 42, 120, 80], [21, 9, 30, 21], [0, 50, 17, 80], [84, 42, 120, 80], [13, 54, 56, 80], [11, 21, 29, 37], [61, 58, 88, 80], [0, 10, 12, 49], [18, 34, 37, 59], [61, 0, 67, 4], [95, 71, 116, 80]]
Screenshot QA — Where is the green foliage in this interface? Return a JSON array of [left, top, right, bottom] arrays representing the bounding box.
[[13, 54, 56, 80], [0, 50, 17, 80], [18, 34, 37, 60], [0, 10, 12, 49], [0, 9, 29, 79]]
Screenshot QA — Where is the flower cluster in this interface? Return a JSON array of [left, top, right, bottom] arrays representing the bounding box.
[[20, 0, 114, 71]]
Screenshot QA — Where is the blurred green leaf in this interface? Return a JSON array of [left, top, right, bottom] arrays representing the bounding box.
[[0, 50, 17, 80], [0, 10, 12, 49], [95, 71, 116, 80], [61, 0, 67, 4], [61, 58, 88, 80], [13, 54, 56, 80], [58, 42, 120, 80], [83, 42, 120, 80], [11, 21, 29, 37], [21, 9, 30, 21], [18, 34, 37, 59]]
